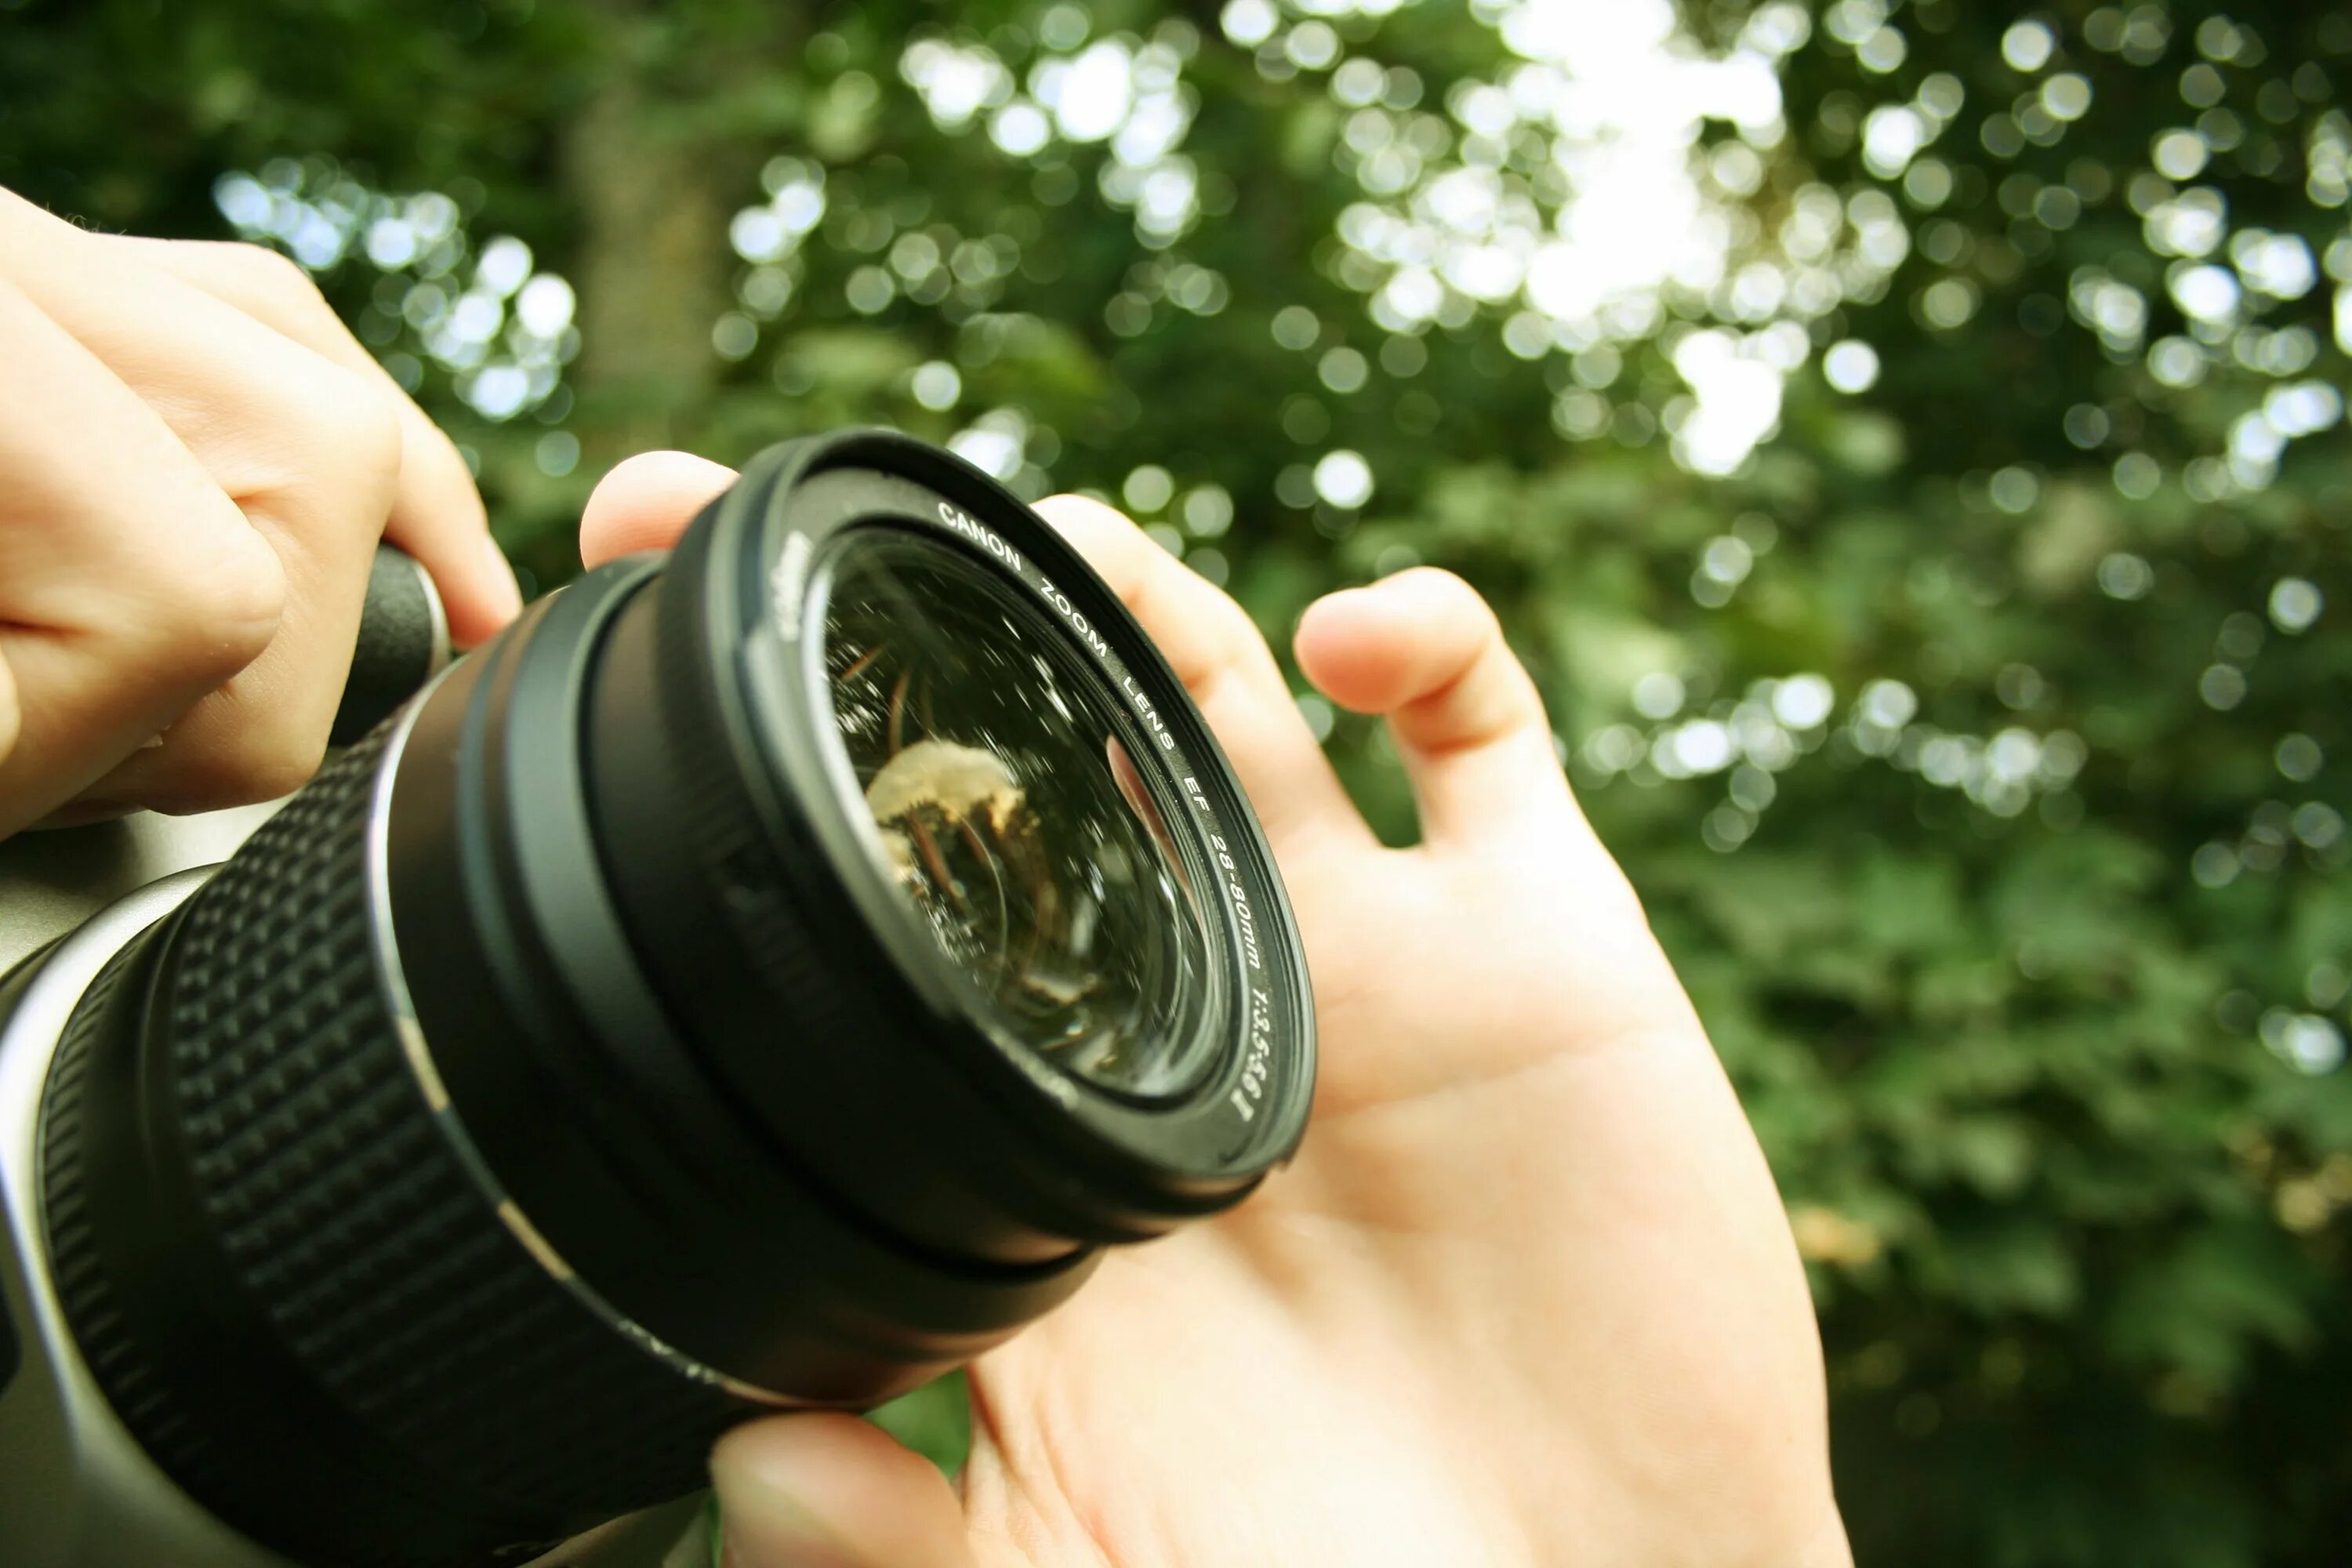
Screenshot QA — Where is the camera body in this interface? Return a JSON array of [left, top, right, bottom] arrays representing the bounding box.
[[0, 431, 1314, 1568]]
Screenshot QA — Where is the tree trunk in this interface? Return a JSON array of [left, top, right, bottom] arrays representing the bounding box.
[[558, 4, 758, 465]]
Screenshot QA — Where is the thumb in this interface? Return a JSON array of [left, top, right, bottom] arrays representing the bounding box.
[[711, 1415, 980, 1568], [580, 450, 739, 567]]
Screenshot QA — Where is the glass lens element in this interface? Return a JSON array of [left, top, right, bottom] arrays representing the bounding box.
[[817, 528, 1218, 1098]]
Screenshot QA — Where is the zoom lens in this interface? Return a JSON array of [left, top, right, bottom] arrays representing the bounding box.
[[36, 431, 1314, 1568]]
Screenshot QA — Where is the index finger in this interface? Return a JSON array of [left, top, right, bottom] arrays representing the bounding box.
[[1035, 495, 1370, 858], [115, 234, 522, 646], [579, 449, 739, 564], [0, 274, 285, 833]]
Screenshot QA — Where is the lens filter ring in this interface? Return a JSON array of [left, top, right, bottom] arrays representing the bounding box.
[[647, 431, 1316, 1240]]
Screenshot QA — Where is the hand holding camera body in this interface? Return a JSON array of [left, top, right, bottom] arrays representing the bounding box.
[[0, 432, 1315, 1568]]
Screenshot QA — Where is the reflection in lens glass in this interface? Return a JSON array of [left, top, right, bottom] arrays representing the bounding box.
[[816, 528, 1219, 1098]]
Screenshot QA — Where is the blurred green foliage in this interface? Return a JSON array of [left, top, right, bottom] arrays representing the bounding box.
[[6, 0, 2350, 1561]]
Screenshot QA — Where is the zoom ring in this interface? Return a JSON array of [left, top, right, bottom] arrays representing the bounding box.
[[49, 720, 752, 1567]]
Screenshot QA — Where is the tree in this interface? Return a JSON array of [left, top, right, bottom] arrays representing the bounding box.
[[4, 0, 2348, 1559]]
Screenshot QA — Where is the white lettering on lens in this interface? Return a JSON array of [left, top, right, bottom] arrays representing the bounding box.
[[935, 502, 1025, 575], [1210, 832, 1261, 971], [1121, 677, 1177, 750], [1233, 985, 1274, 1117], [1033, 575, 1111, 659]]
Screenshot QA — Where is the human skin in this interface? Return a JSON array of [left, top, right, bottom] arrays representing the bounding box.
[[0, 188, 519, 838], [584, 453, 1853, 1568], [0, 179, 1842, 1564]]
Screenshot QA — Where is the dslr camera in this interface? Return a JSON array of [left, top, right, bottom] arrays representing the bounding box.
[[0, 431, 1314, 1567]]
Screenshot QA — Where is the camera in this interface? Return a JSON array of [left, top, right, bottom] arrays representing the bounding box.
[[0, 430, 1315, 1567]]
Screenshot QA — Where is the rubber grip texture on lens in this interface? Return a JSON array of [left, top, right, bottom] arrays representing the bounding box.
[[43, 719, 753, 1568]]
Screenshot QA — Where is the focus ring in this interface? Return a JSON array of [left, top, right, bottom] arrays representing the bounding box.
[[47, 723, 752, 1566]]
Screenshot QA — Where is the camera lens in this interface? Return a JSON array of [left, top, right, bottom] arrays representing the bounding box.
[[35, 431, 1314, 1568], [817, 529, 1220, 1099]]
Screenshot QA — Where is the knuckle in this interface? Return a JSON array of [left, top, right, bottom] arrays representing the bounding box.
[[224, 241, 326, 307], [299, 365, 406, 500], [1199, 581, 1264, 651], [158, 513, 289, 681], [1405, 567, 1500, 630]]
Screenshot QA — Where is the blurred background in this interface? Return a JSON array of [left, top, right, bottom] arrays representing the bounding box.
[[5, 0, 2348, 1561]]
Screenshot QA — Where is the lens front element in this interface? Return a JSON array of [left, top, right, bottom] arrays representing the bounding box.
[[818, 529, 1219, 1100]]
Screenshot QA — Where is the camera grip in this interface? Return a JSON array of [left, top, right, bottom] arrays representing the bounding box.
[[332, 545, 451, 747]]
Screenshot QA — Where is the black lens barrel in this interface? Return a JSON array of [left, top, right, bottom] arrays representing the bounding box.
[[390, 543, 1094, 1395], [35, 431, 1313, 1568], [39, 725, 755, 1568], [587, 441, 1305, 1265], [608, 435, 1312, 1228]]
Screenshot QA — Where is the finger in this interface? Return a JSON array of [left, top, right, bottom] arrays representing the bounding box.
[[0, 194, 399, 813], [0, 274, 284, 835], [1034, 494, 1370, 855], [1293, 568, 1573, 849], [580, 449, 740, 564], [710, 1415, 978, 1568], [115, 236, 522, 646]]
